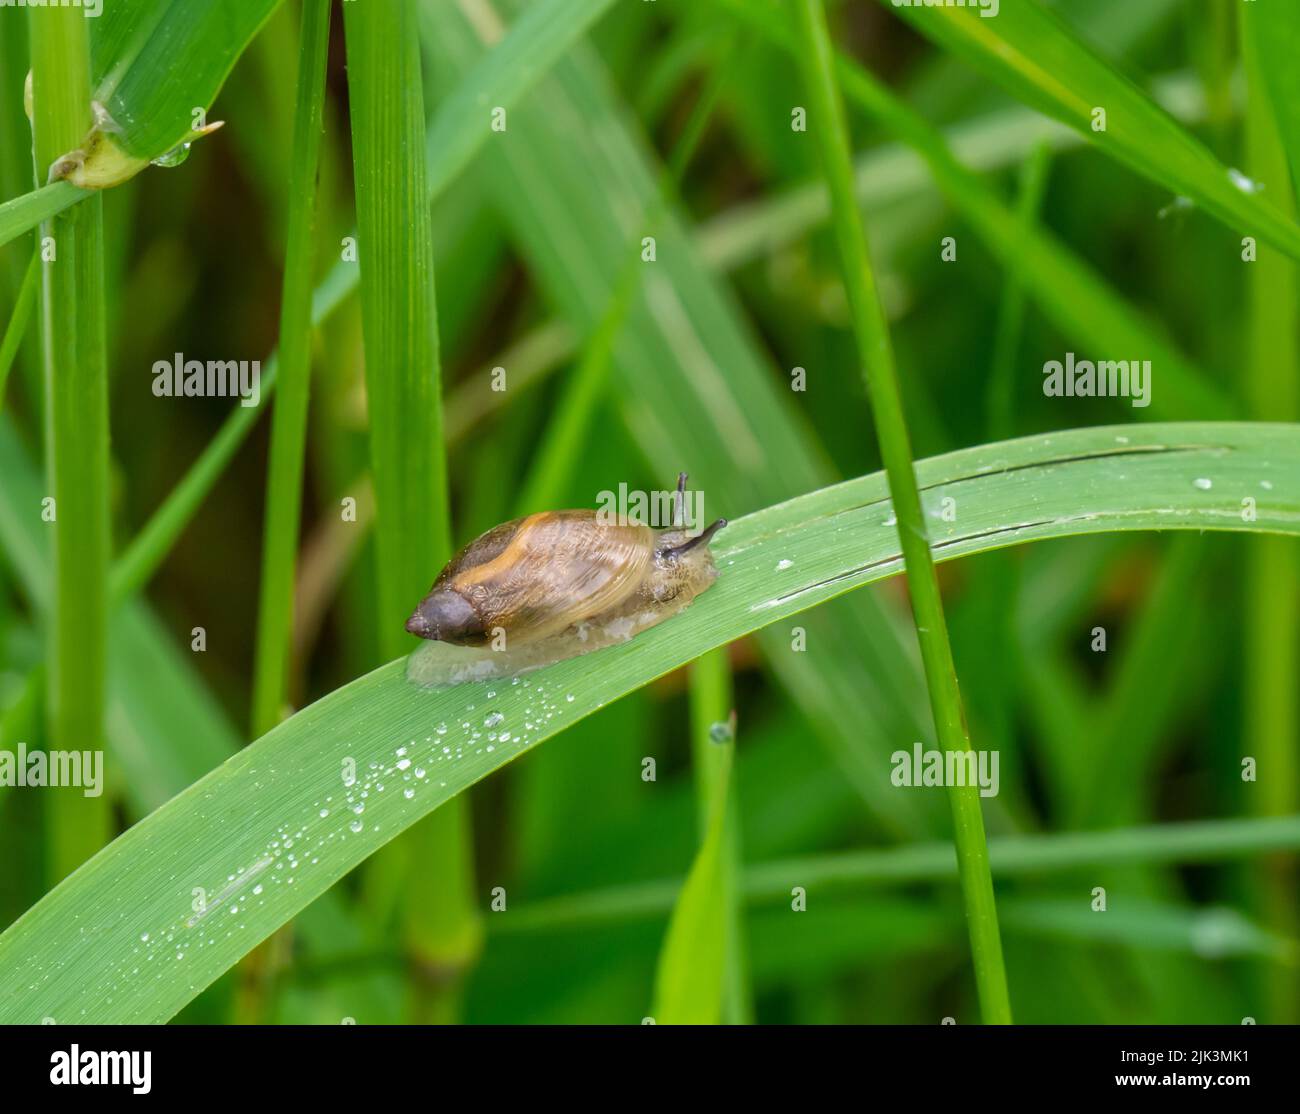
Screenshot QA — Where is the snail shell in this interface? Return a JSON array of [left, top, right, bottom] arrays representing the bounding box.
[[404, 500, 726, 687]]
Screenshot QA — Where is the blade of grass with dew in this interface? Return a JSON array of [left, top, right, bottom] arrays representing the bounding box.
[[495, 814, 1300, 936], [1241, 0, 1300, 1023], [715, 0, 1231, 421], [0, 420, 404, 1023], [250, 0, 331, 739], [792, 0, 1010, 1023], [0, 250, 37, 410], [424, 1, 942, 837], [1, 419, 1297, 1020], [28, 4, 112, 884], [874, 0, 1300, 262], [343, 0, 479, 1016]]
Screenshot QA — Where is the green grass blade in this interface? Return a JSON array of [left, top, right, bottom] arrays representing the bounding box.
[[423, 0, 618, 199], [1000, 898, 1296, 963], [497, 815, 1300, 934], [249, 0, 331, 739], [985, 142, 1052, 440], [1241, 0, 1300, 1022], [28, 4, 112, 883], [1251, 1, 1300, 195], [107, 267, 356, 605], [4, 0, 281, 229], [0, 420, 1295, 1021], [652, 648, 749, 1024], [792, 0, 1009, 1023], [0, 249, 37, 409], [0, 420, 405, 1023], [0, 182, 88, 251], [86, 0, 282, 169], [877, 0, 1300, 261], [343, 0, 478, 1007]]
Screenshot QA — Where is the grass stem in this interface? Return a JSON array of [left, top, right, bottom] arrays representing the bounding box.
[[793, 0, 1011, 1023], [250, 0, 332, 739], [343, 0, 480, 1011]]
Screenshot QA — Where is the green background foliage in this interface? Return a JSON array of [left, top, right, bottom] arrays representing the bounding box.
[[0, 0, 1296, 1025]]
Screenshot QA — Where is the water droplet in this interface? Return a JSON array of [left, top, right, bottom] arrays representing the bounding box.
[[1228, 167, 1263, 194], [150, 141, 192, 169], [1193, 477, 1213, 490], [319, 808, 329, 818], [776, 559, 793, 571], [349, 819, 363, 833], [709, 721, 734, 744], [484, 711, 504, 728], [404, 788, 415, 799]]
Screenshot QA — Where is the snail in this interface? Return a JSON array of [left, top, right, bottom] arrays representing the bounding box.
[[404, 473, 726, 688]]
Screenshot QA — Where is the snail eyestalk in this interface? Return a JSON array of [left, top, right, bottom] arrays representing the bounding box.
[[665, 517, 727, 558]]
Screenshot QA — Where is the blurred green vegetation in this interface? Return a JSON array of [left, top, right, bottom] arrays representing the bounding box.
[[0, 0, 1297, 1024]]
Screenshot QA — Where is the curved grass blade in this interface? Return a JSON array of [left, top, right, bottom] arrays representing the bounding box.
[[81, 0, 281, 174], [0, 421, 1296, 1022]]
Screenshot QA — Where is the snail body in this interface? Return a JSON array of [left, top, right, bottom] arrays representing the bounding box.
[[405, 475, 725, 687]]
